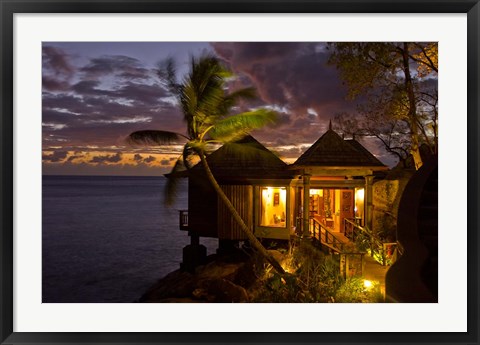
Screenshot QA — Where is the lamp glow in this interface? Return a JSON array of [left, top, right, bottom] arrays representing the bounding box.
[[363, 280, 372, 289]]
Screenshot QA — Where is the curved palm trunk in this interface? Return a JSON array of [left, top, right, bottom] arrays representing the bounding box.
[[199, 153, 286, 275]]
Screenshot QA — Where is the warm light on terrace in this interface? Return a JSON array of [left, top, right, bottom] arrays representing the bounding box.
[[363, 279, 373, 289]]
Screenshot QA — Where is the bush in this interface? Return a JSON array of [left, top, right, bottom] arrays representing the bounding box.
[[251, 240, 383, 303], [255, 272, 306, 302], [353, 231, 371, 252], [335, 277, 384, 303], [254, 241, 344, 302]]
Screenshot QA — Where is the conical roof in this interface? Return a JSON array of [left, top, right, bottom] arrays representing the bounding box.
[[193, 135, 294, 179], [293, 129, 386, 168]]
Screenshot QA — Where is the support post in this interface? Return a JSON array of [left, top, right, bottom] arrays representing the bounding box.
[[190, 232, 200, 246], [303, 173, 311, 237], [346, 255, 350, 278], [181, 232, 206, 272], [365, 175, 374, 232]]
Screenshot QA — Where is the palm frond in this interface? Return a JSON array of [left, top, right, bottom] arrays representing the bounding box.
[[127, 130, 187, 146], [164, 157, 185, 205], [157, 57, 182, 96], [208, 109, 278, 142], [218, 87, 257, 114], [182, 55, 230, 127]]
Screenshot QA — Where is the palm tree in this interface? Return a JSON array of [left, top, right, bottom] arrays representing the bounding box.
[[128, 54, 285, 274]]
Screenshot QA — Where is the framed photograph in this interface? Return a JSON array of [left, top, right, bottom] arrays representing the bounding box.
[[273, 192, 280, 206], [1, 1, 479, 345]]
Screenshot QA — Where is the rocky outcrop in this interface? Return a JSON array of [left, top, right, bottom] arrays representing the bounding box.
[[193, 278, 249, 302], [138, 252, 259, 303]]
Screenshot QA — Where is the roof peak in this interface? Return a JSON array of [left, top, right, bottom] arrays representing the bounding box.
[[293, 127, 386, 168], [190, 134, 294, 179]]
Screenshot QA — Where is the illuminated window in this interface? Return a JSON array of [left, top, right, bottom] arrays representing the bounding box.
[[260, 187, 287, 228], [354, 188, 365, 220]]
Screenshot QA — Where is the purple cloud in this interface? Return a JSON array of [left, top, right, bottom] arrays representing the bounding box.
[[42, 46, 75, 91], [144, 156, 156, 163], [42, 151, 69, 163], [211, 42, 356, 145], [89, 153, 123, 164], [42, 42, 419, 174], [132, 154, 156, 164], [80, 55, 149, 80], [67, 153, 85, 162]]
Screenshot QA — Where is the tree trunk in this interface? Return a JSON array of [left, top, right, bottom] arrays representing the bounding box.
[[199, 153, 286, 275], [401, 43, 423, 170]]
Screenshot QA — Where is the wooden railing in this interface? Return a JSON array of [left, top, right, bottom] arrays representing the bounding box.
[[311, 217, 346, 253], [179, 210, 189, 230], [311, 218, 366, 277], [344, 218, 362, 242], [344, 218, 398, 266], [295, 217, 365, 278]]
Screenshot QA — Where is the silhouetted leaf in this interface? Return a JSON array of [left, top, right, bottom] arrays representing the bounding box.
[[209, 110, 278, 142], [127, 130, 186, 146]]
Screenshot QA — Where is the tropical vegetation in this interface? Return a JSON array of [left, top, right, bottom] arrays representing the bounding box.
[[252, 241, 383, 303], [328, 42, 438, 169]]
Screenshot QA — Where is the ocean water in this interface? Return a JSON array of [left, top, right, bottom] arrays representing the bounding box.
[[42, 175, 217, 303]]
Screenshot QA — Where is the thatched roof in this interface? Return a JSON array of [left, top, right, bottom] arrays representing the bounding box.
[[293, 129, 386, 168], [191, 135, 295, 180]]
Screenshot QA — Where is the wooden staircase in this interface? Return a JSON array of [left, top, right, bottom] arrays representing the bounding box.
[[309, 218, 367, 278], [310, 217, 348, 253]]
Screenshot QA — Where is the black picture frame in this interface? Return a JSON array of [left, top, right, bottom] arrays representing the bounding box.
[[1, 1, 479, 344]]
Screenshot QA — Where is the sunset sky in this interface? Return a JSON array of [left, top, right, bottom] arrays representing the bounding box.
[[42, 42, 394, 176]]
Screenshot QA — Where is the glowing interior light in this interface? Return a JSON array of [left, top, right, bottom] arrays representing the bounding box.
[[260, 187, 287, 227], [356, 188, 364, 200], [363, 280, 372, 289]]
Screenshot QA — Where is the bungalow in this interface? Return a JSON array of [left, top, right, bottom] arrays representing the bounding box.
[[182, 135, 296, 252], [291, 122, 388, 240], [179, 123, 388, 254]]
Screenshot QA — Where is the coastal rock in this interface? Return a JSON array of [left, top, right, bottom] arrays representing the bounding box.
[[139, 254, 255, 303], [139, 270, 195, 302], [231, 260, 257, 288], [152, 297, 205, 303], [195, 278, 249, 302], [195, 261, 243, 281]]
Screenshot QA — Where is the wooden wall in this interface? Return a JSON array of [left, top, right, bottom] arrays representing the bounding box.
[[217, 185, 253, 240]]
